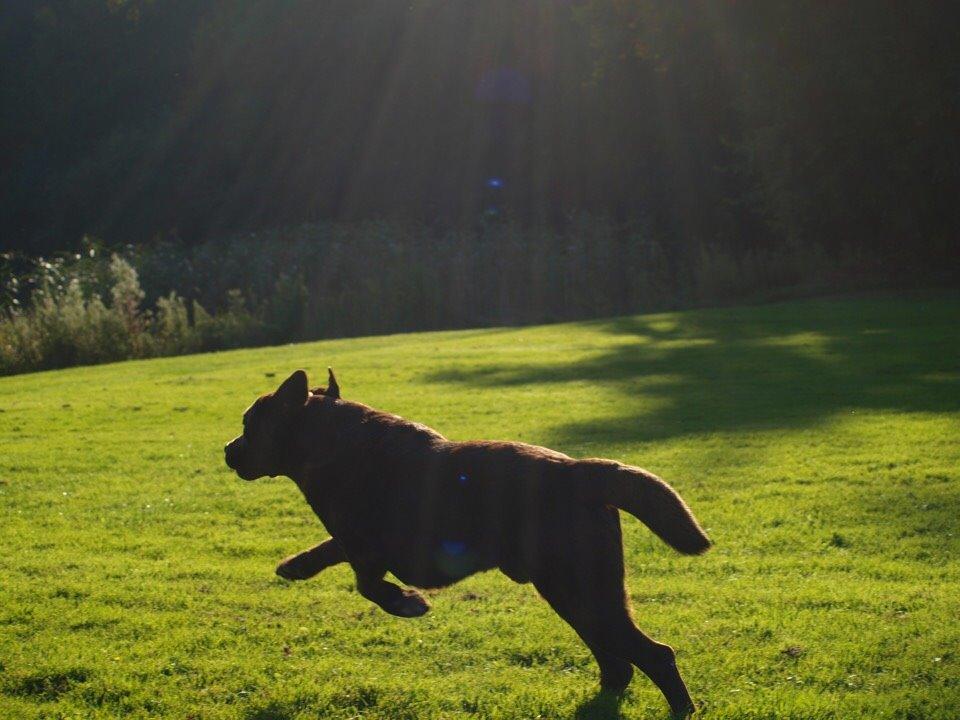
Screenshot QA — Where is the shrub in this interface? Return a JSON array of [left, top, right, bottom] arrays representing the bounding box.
[[0, 218, 904, 376], [0, 255, 262, 374], [192, 290, 267, 351], [154, 293, 196, 356]]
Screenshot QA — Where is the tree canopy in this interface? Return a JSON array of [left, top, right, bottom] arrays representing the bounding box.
[[3, 1, 958, 266]]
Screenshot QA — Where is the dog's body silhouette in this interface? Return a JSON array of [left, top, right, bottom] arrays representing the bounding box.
[[225, 369, 710, 717]]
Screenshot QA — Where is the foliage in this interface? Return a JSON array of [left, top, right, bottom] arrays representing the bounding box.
[[1, 295, 958, 719], [1, 1, 958, 275], [0, 254, 267, 375], [2, 217, 914, 375]]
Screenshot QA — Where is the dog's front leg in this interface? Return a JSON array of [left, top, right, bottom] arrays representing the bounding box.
[[353, 565, 430, 618], [276, 538, 346, 580]]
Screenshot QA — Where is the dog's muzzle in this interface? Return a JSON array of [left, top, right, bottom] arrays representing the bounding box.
[[224, 437, 262, 480], [224, 437, 244, 471]]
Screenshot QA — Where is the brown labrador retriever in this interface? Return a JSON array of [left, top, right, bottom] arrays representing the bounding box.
[[225, 369, 710, 717]]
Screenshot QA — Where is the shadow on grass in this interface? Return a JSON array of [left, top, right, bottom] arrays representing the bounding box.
[[423, 298, 960, 447], [5, 667, 91, 701], [573, 690, 626, 720], [244, 700, 300, 720]]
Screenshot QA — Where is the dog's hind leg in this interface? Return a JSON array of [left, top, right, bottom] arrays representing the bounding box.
[[585, 640, 634, 692], [533, 508, 695, 717], [536, 575, 693, 716], [605, 618, 693, 718], [276, 538, 346, 580], [533, 565, 633, 693]]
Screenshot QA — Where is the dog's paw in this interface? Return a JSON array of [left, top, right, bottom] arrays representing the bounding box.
[[668, 700, 697, 719], [275, 556, 314, 581], [383, 589, 430, 618]]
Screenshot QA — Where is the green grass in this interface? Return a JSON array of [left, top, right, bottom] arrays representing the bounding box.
[[1, 293, 958, 720]]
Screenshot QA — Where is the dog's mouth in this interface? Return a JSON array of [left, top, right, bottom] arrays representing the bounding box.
[[227, 458, 261, 481], [224, 439, 257, 480], [224, 437, 279, 481]]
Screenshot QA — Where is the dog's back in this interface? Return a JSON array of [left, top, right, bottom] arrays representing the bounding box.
[[306, 399, 708, 587]]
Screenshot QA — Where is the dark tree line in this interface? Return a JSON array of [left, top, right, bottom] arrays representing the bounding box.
[[2, 1, 959, 271]]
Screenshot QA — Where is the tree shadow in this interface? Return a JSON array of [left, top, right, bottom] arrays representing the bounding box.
[[423, 298, 960, 447], [423, 297, 960, 546]]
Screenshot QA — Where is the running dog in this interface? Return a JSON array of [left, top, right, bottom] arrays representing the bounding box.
[[224, 369, 711, 716]]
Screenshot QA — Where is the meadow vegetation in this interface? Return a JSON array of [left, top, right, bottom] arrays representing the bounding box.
[[1, 294, 957, 719], [0, 219, 914, 376]]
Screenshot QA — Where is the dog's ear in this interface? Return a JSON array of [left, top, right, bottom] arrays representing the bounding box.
[[326, 367, 340, 399], [276, 370, 309, 407]]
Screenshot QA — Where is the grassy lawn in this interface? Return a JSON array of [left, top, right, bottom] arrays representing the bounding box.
[[1, 293, 958, 720]]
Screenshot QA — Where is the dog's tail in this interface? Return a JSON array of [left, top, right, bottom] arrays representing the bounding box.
[[585, 459, 711, 555]]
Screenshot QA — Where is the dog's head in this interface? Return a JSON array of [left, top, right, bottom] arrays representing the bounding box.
[[224, 368, 340, 480]]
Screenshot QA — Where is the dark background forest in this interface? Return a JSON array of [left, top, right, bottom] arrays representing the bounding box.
[[1, 1, 958, 373]]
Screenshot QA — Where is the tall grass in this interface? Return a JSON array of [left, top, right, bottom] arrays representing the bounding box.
[[0, 255, 263, 375], [1, 218, 903, 376], [130, 218, 862, 337]]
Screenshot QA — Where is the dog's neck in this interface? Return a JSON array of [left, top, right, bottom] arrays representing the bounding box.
[[284, 397, 445, 486]]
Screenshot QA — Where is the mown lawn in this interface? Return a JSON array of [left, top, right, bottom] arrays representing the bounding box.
[[1, 294, 958, 720]]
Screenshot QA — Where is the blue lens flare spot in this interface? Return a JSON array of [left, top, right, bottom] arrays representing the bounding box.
[[441, 540, 467, 556], [486, 177, 504, 189], [458, 473, 468, 484]]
